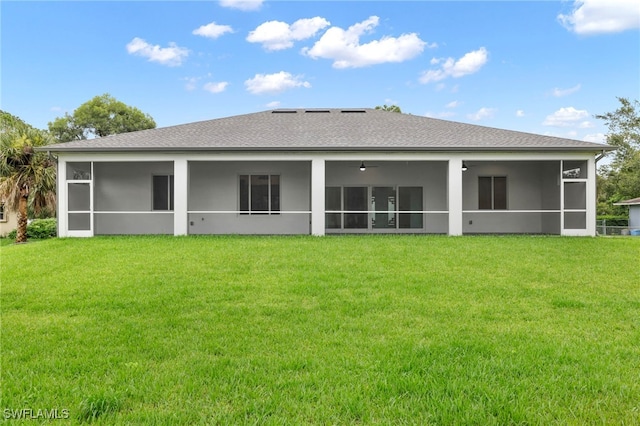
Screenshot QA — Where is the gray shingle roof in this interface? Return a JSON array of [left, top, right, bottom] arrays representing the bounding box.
[[40, 108, 613, 152], [614, 197, 640, 206]]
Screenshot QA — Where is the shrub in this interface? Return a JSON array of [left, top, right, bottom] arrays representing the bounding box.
[[7, 218, 57, 240], [597, 215, 629, 227]]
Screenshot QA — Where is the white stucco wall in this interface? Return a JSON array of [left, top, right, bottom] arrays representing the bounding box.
[[54, 152, 598, 237], [462, 161, 561, 234], [630, 205, 640, 229], [325, 161, 448, 210], [0, 205, 18, 237], [93, 161, 174, 234], [94, 162, 173, 211], [188, 161, 311, 234]]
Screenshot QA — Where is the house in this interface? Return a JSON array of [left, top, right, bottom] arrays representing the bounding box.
[[0, 201, 18, 237], [40, 108, 613, 237], [613, 197, 640, 233]]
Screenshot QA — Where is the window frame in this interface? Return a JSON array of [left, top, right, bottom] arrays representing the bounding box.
[[478, 176, 507, 210], [239, 174, 281, 215]]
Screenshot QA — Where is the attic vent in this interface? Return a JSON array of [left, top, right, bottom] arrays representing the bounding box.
[[272, 110, 297, 114], [304, 110, 331, 113], [341, 109, 366, 113]]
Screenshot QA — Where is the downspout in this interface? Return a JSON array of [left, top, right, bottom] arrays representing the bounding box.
[[595, 149, 607, 164]]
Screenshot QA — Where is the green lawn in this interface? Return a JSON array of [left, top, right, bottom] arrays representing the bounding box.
[[2, 236, 639, 424]]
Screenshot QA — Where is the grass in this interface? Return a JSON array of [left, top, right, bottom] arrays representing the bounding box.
[[1, 235, 639, 424]]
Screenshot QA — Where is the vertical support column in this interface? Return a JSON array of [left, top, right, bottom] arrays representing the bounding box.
[[57, 157, 68, 237], [311, 158, 325, 236], [586, 156, 597, 236], [89, 162, 94, 236], [560, 160, 565, 235], [448, 158, 463, 236], [174, 158, 188, 236]]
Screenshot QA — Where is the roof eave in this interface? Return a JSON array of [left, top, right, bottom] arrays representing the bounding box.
[[38, 145, 615, 153]]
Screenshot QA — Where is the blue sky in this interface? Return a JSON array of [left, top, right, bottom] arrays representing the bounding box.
[[2, 0, 639, 144]]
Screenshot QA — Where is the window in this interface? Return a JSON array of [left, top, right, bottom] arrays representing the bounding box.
[[67, 162, 91, 180], [478, 176, 507, 210], [0, 202, 5, 222], [153, 175, 174, 211], [239, 175, 280, 215], [562, 160, 587, 179]]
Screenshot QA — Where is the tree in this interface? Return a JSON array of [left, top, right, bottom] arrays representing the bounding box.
[[48, 93, 156, 142], [0, 111, 56, 243], [375, 104, 402, 113], [595, 97, 640, 216]]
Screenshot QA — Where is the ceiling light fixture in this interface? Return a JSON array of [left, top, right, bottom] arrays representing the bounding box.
[[359, 162, 366, 171], [462, 162, 468, 172]]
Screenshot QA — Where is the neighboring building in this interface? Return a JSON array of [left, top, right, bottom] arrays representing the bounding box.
[[39, 108, 613, 237], [614, 197, 640, 232], [0, 201, 18, 237]]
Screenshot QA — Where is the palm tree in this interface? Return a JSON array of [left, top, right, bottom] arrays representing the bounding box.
[[0, 111, 57, 243], [375, 104, 402, 113]]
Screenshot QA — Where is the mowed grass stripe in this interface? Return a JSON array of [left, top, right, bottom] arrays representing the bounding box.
[[1, 236, 639, 424]]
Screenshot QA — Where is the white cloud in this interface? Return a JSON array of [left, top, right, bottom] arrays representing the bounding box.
[[266, 101, 282, 108], [183, 77, 200, 91], [552, 84, 581, 97], [584, 132, 606, 143], [302, 16, 431, 68], [467, 107, 496, 121], [193, 22, 233, 39], [247, 17, 330, 51], [558, 0, 640, 35], [245, 71, 311, 94], [424, 111, 456, 119], [542, 106, 591, 127], [516, 110, 525, 117], [220, 0, 263, 11], [446, 100, 461, 108], [420, 47, 489, 84], [203, 81, 229, 94], [126, 37, 189, 66]]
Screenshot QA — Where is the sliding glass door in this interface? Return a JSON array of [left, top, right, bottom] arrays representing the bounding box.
[[326, 186, 424, 231], [372, 186, 396, 229], [344, 187, 368, 229]]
